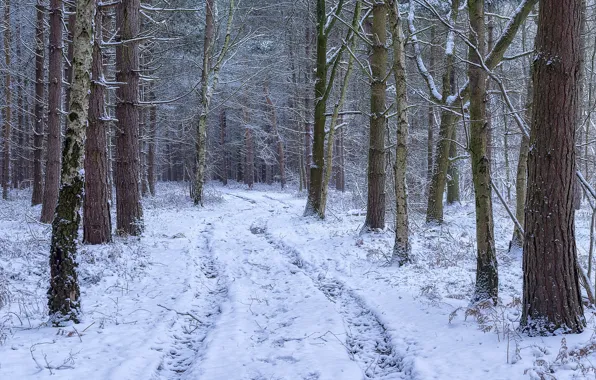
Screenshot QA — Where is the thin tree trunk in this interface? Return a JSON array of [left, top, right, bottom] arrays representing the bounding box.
[[83, 2, 111, 245], [511, 26, 533, 250], [244, 106, 254, 189], [468, 0, 498, 305], [364, 1, 388, 230], [264, 84, 286, 189], [304, 4, 327, 216], [304, 26, 313, 191], [41, 0, 64, 222], [219, 109, 228, 185], [427, 25, 436, 186], [520, 0, 585, 335], [426, 0, 460, 223], [2, 0, 12, 200], [388, 0, 410, 265], [48, 0, 95, 325], [31, 0, 45, 206], [147, 88, 157, 196], [320, 1, 360, 218], [114, 0, 143, 235], [446, 128, 460, 204]]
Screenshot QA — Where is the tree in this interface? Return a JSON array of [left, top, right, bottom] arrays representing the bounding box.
[[48, 0, 95, 324], [114, 0, 144, 235], [520, 0, 585, 335], [193, 0, 235, 206], [468, 0, 498, 304], [387, 0, 410, 265], [364, 1, 388, 230], [2, 0, 12, 200], [31, 0, 45, 206], [304, 0, 345, 217], [84, 0, 111, 244], [41, 0, 64, 223]]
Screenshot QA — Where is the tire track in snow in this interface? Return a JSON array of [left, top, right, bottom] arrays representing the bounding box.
[[260, 224, 413, 380], [153, 223, 228, 379]]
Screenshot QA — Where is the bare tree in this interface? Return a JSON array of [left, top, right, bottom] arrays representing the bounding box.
[[31, 0, 45, 206]]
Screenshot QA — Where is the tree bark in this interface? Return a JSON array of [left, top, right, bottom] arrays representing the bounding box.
[[446, 127, 460, 204], [468, 0, 498, 305], [114, 0, 143, 235], [520, 0, 585, 335], [48, 0, 95, 325], [304, 0, 328, 216], [41, 0, 64, 223], [219, 109, 228, 185], [364, 1, 388, 230], [388, 0, 410, 265], [147, 89, 157, 196], [83, 2, 111, 245], [31, 0, 45, 206]]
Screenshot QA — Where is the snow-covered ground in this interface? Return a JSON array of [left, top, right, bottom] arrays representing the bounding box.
[[1, 182, 596, 379]]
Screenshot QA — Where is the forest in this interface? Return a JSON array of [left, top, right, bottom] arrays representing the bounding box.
[[0, 0, 594, 379]]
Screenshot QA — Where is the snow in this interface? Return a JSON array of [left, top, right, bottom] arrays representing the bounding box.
[[1, 183, 596, 379]]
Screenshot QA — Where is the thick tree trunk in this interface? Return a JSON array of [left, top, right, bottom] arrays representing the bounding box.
[[468, 0, 498, 305], [48, 0, 95, 325], [520, 0, 585, 335], [364, 1, 388, 230], [114, 0, 143, 235], [41, 0, 64, 223], [83, 2, 111, 245], [32, 1, 45, 206], [2, 0, 12, 200], [388, 0, 410, 265]]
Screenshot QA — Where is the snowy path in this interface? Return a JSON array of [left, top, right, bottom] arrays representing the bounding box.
[[5, 184, 596, 380]]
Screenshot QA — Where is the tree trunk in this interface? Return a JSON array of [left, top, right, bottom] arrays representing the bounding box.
[[388, 0, 410, 265], [147, 89, 157, 196], [31, 0, 45, 206], [446, 128, 460, 204], [468, 0, 498, 305], [264, 84, 286, 189], [304, 1, 327, 216], [2, 0, 12, 200], [244, 106, 254, 189], [426, 0, 460, 223], [511, 26, 533, 251], [425, 0, 536, 223], [83, 2, 111, 245], [427, 25, 436, 186], [520, 0, 585, 335], [114, 0, 143, 235], [48, 0, 95, 325], [304, 26, 313, 191], [219, 109, 228, 185], [364, 1, 388, 230], [41, 0, 64, 223]]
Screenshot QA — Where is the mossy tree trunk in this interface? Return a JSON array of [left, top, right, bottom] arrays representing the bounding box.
[[48, 0, 95, 325]]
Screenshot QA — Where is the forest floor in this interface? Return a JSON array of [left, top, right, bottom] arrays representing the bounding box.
[[1, 182, 596, 379]]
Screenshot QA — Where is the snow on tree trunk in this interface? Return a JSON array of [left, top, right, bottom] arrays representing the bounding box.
[[48, 0, 95, 325]]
